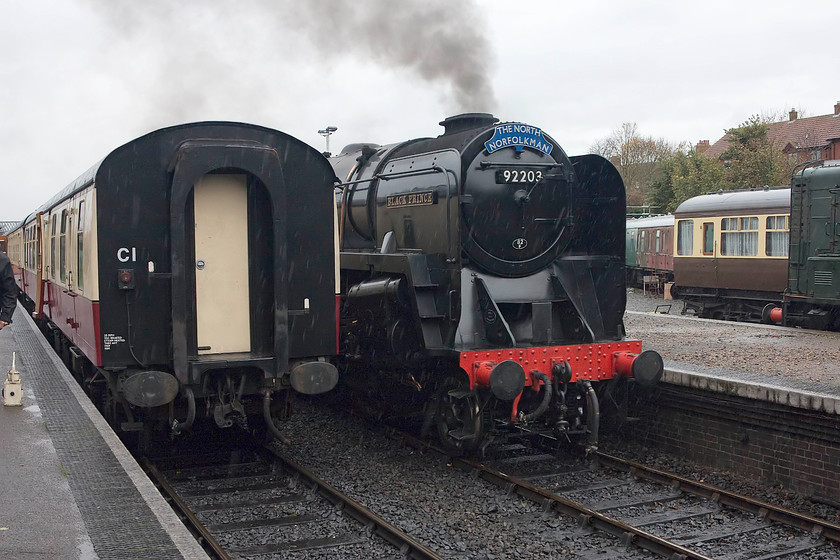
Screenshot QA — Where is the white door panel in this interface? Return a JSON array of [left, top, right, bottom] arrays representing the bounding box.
[[193, 174, 250, 354]]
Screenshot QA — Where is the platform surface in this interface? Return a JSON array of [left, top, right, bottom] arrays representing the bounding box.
[[626, 309, 840, 415], [0, 307, 209, 560]]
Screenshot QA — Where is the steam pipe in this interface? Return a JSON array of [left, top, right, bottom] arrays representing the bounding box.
[[581, 380, 600, 453], [263, 390, 290, 445], [124, 293, 148, 368], [172, 386, 195, 435], [519, 372, 552, 423], [236, 374, 247, 403]]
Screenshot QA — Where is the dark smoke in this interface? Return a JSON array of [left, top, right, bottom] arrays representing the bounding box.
[[277, 0, 498, 112], [81, 0, 497, 122]]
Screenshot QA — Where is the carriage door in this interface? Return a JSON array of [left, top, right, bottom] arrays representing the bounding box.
[[193, 174, 251, 355]]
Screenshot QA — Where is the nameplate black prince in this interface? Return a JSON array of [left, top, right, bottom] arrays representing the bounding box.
[[386, 190, 438, 208]]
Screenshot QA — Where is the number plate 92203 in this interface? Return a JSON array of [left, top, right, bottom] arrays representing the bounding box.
[[495, 169, 544, 184]]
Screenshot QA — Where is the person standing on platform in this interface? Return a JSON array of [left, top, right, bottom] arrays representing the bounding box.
[[0, 251, 16, 330]]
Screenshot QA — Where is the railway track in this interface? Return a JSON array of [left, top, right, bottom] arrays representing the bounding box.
[[421, 428, 840, 559], [140, 403, 840, 559], [142, 436, 445, 560]]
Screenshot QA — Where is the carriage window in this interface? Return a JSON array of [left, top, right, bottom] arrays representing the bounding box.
[[677, 220, 694, 255], [51, 216, 57, 279], [59, 209, 67, 283], [639, 230, 646, 252], [655, 229, 661, 253], [25, 227, 31, 268], [766, 215, 789, 257], [77, 201, 85, 291], [721, 215, 758, 256], [702, 222, 714, 255]]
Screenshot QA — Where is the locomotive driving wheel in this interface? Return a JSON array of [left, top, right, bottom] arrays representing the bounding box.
[[434, 376, 483, 455]]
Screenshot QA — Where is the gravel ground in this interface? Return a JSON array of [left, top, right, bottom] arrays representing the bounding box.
[[623, 289, 840, 388], [278, 399, 839, 559], [280, 401, 650, 560]]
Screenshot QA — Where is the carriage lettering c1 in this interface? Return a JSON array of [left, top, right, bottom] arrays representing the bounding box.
[[117, 247, 137, 262]]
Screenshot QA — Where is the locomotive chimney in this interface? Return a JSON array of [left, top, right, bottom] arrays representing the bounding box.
[[439, 113, 499, 136]]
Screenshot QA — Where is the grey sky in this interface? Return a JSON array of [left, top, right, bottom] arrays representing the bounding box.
[[2, 0, 839, 220]]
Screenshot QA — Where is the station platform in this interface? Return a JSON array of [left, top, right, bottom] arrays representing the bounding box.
[[0, 306, 208, 560], [662, 360, 840, 416], [625, 310, 840, 416]]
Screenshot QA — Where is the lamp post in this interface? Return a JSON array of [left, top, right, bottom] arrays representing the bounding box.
[[318, 126, 338, 156]]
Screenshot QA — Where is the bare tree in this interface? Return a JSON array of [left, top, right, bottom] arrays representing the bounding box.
[[590, 123, 683, 206]]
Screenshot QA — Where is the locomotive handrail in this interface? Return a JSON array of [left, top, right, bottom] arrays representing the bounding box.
[[432, 164, 455, 261], [477, 161, 563, 169], [336, 166, 456, 257], [378, 167, 450, 181], [337, 180, 349, 249], [790, 159, 823, 180], [335, 166, 450, 187]]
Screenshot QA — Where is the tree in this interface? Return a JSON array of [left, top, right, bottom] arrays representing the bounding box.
[[590, 123, 682, 206], [719, 115, 795, 189], [647, 114, 799, 212], [647, 148, 724, 213]]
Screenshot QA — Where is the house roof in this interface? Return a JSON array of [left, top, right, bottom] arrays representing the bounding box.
[[703, 110, 840, 159]]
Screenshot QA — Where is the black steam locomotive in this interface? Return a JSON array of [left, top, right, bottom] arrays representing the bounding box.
[[333, 114, 662, 453]]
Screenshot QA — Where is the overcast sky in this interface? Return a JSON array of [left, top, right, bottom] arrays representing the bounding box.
[[3, 0, 840, 220]]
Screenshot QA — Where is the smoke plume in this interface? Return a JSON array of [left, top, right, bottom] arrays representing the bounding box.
[[276, 0, 498, 112], [83, 0, 497, 121]]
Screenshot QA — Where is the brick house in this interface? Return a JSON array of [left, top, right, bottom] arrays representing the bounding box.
[[698, 102, 840, 164]]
